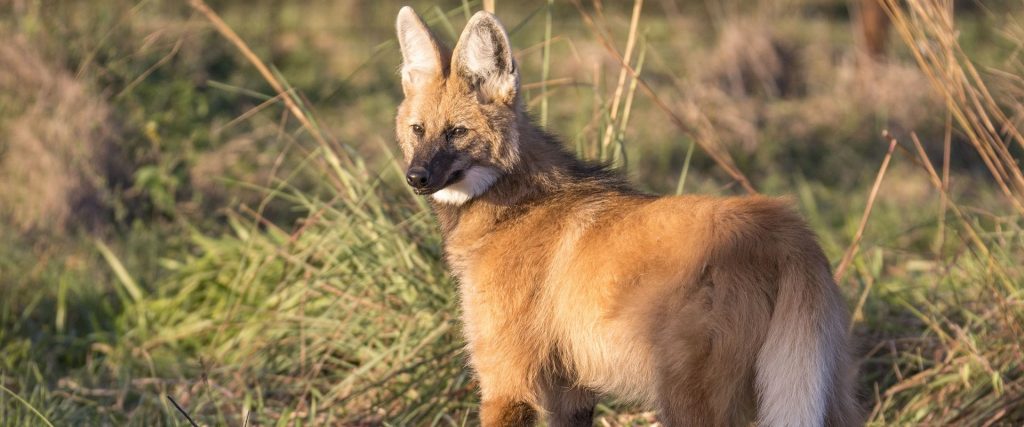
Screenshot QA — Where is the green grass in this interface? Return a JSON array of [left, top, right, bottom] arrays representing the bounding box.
[[1, 0, 1022, 425]]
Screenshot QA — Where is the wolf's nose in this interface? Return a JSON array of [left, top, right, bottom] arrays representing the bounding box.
[[406, 167, 430, 189]]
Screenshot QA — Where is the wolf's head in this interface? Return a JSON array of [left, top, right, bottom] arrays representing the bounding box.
[[394, 7, 521, 205]]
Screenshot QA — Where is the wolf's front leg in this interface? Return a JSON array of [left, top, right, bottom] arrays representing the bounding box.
[[475, 362, 539, 426], [470, 340, 543, 427], [480, 397, 537, 427], [476, 369, 538, 427]]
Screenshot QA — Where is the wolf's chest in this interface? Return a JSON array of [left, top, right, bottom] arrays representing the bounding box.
[[451, 242, 659, 404]]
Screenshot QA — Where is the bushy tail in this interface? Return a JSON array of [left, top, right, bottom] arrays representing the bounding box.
[[754, 259, 857, 427]]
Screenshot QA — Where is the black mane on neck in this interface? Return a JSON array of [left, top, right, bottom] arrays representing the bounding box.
[[430, 116, 647, 237]]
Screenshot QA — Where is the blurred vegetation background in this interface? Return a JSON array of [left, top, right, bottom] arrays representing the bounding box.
[[0, 0, 1022, 425]]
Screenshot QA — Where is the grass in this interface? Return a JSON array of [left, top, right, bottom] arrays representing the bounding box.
[[0, 0, 1022, 425]]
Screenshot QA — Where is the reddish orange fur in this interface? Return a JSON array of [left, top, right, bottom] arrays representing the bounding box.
[[394, 7, 859, 426]]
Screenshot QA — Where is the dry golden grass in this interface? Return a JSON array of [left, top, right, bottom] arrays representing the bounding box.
[[0, 35, 120, 232], [1, 1, 1022, 425]]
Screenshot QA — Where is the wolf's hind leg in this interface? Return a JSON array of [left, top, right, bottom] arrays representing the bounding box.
[[653, 270, 766, 426]]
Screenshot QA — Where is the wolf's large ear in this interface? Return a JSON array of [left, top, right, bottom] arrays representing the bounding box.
[[396, 7, 445, 96], [452, 11, 518, 104]]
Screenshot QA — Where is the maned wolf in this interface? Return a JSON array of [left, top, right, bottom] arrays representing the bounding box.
[[393, 7, 858, 427]]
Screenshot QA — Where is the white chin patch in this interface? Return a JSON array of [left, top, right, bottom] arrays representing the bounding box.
[[431, 166, 500, 205]]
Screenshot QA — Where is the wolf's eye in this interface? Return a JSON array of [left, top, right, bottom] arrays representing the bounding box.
[[449, 127, 468, 138], [411, 124, 425, 137]]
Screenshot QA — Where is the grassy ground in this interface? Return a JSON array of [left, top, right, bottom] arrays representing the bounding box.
[[1, 0, 1022, 425]]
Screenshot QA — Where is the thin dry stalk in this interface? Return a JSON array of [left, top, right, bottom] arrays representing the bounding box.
[[834, 131, 898, 283], [540, 0, 553, 127], [881, 0, 1024, 215], [616, 37, 647, 157], [188, 0, 355, 195], [570, 0, 758, 194], [591, 61, 602, 158], [189, 0, 324, 148], [599, 0, 644, 153], [905, 132, 1020, 298], [116, 37, 184, 99], [909, 132, 1022, 337], [522, 78, 577, 91], [907, 133, 990, 258], [213, 93, 286, 135], [936, 109, 952, 253]]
